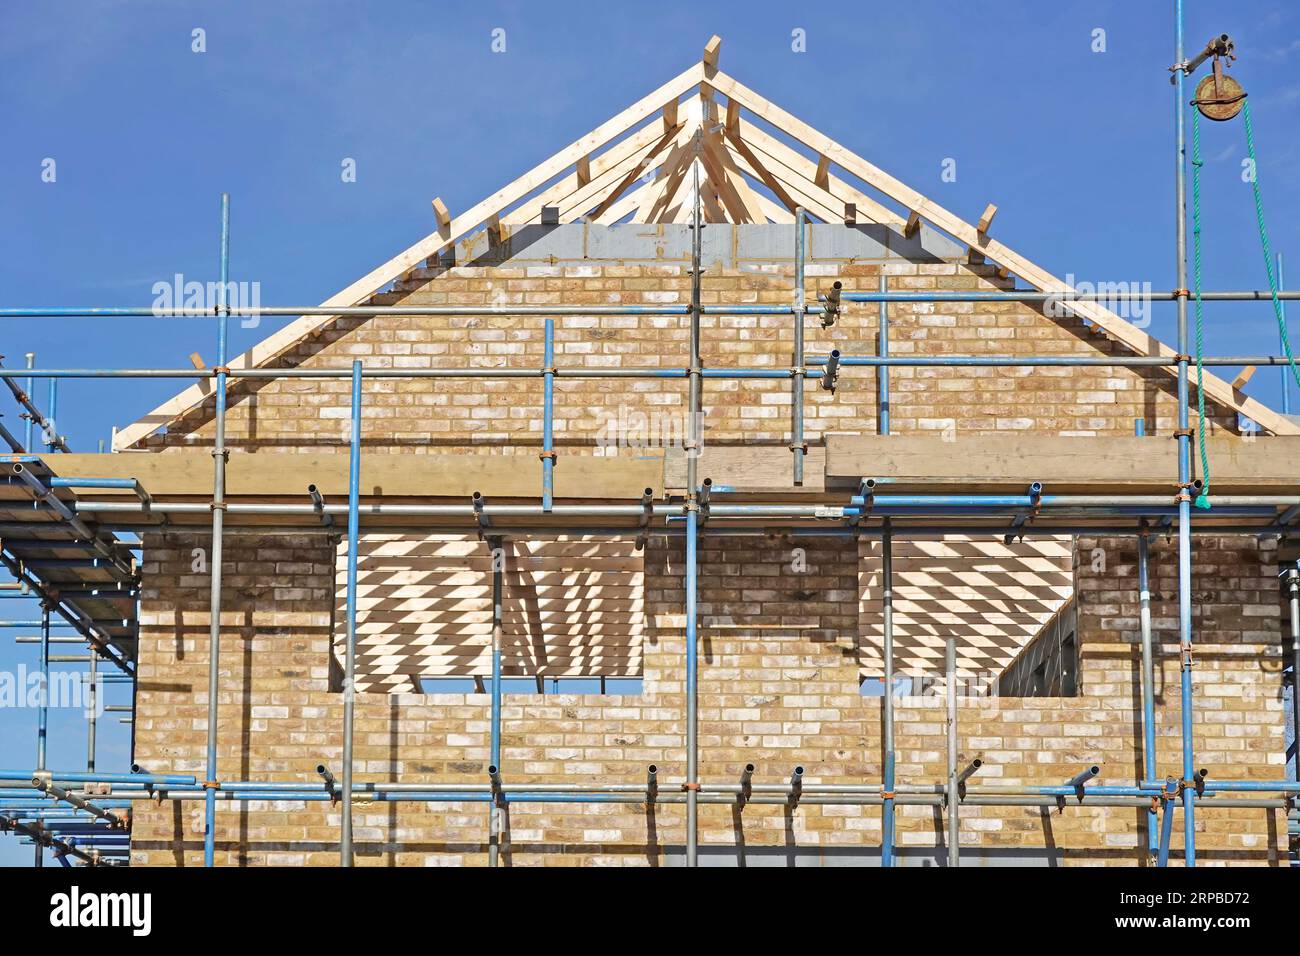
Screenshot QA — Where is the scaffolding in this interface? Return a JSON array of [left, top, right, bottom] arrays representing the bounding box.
[[1, 4, 1299, 869]]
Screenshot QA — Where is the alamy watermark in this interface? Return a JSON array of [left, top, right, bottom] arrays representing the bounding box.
[[50, 886, 151, 936], [870, 669, 1000, 707], [0, 666, 105, 717], [152, 272, 263, 328], [594, 406, 705, 457], [1044, 272, 1153, 327]]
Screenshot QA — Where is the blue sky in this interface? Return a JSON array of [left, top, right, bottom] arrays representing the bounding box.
[[1, 1, 1298, 864]]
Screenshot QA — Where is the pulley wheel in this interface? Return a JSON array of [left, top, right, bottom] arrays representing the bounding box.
[[1194, 73, 1245, 122]]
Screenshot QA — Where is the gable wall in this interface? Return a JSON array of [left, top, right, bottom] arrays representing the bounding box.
[[139, 229, 1240, 455], [126, 229, 1284, 866]]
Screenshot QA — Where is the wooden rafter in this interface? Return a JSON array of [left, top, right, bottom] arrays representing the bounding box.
[[635, 132, 698, 224], [114, 61, 705, 449], [736, 119, 904, 229], [697, 95, 769, 223], [723, 124, 800, 213], [750, 191, 796, 225], [591, 120, 700, 224], [722, 139, 839, 223], [667, 159, 706, 223], [587, 121, 688, 222], [698, 131, 765, 223], [697, 167, 729, 223], [551, 125, 684, 225], [502, 119, 673, 226], [705, 67, 1299, 435], [431, 197, 451, 237], [594, 176, 657, 224]]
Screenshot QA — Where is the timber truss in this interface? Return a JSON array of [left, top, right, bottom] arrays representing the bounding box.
[[113, 35, 1298, 450]]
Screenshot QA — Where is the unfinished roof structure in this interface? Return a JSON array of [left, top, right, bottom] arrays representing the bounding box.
[[2, 27, 1298, 869], [111, 42, 1298, 451]]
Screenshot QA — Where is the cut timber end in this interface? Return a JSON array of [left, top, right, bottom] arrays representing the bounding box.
[[1231, 366, 1256, 390], [703, 35, 722, 72], [432, 197, 451, 236], [663, 98, 679, 132], [486, 214, 509, 245], [814, 154, 831, 190], [977, 203, 998, 234]]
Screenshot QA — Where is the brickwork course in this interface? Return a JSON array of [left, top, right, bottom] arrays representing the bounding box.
[[125, 254, 1290, 867]]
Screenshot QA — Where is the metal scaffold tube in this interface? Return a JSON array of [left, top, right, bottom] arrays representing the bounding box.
[[202, 193, 231, 868], [878, 274, 889, 434], [340, 359, 363, 866], [684, 159, 702, 867], [488, 535, 503, 867], [792, 207, 806, 485], [34, 602, 49, 867], [1157, 777, 1177, 867], [87, 652, 97, 773], [14, 352, 1300, 382], [684, 496, 700, 866], [8, 290, 1300, 319], [881, 517, 895, 867], [1173, 0, 1197, 867], [24, 352, 34, 449], [542, 319, 555, 510], [945, 637, 958, 868], [1137, 528, 1159, 859], [1280, 253, 1291, 414], [1286, 564, 1300, 786]]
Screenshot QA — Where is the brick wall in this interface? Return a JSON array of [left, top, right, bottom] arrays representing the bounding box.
[[126, 248, 1286, 866], [141, 259, 1238, 455], [129, 531, 1287, 866]]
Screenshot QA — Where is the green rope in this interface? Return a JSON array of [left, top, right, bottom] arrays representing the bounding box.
[[1190, 107, 1211, 509], [1188, 96, 1294, 510], [1242, 99, 1300, 390]]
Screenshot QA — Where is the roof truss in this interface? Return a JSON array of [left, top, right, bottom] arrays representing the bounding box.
[[114, 36, 1299, 448]]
